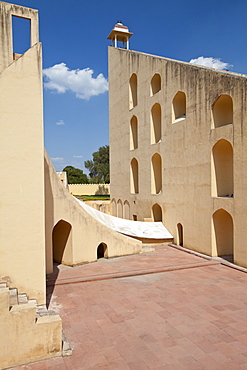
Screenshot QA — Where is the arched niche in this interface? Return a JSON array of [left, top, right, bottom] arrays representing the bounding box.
[[172, 91, 186, 122], [130, 115, 138, 150], [212, 139, 233, 197], [117, 199, 123, 218], [150, 73, 161, 96], [177, 223, 183, 246], [212, 209, 233, 257], [111, 198, 116, 216], [152, 203, 162, 222], [97, 242, 108, 259], [123, 200, 130, 219], [150, 103, 161, 144], [212, 94, 233, 128], [52, 220, 72, 264], [151, 153, 162, 194], [129, 73, 137, 109], [130, 158, 139, 194]]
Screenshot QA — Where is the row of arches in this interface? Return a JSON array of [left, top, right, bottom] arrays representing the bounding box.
[[129, 72, 233, 128], [130, 96, 184, 150], [51, 207, 233, 266], [177, 208, 233, 257], [111, 199, 163, 222], [130, 73, 161, 109], [130, 153, 162, 194], [129, 138, 233, 198], [111, 199, 130, 219]]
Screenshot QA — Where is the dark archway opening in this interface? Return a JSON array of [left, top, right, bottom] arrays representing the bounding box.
[[97, 243, 108, 259], [177, 223, 183, 246]]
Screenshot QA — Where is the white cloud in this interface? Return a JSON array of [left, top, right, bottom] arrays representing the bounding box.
[[51, 157, 64, 162], [43, 63, 108, 100], [73, 155, 83, 158], [55, 120, 65, 126], [189, 57, 232, 70]]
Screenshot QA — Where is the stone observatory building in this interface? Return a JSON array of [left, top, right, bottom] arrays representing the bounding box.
[[108, 22, 247, 268]]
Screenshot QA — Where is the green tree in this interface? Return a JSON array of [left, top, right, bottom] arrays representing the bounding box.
[[63, 165, 88, 184], [84, 145, 110, 183]]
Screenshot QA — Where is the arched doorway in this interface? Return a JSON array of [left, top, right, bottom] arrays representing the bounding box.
[[172, 91, 186, 122], [212, 94, 233, 128], [123, 200, 130, 219], [97, 242, 108, 259], [151, 153, 162, 194], [150, 73, 161, 96], [129, 73, 137, 109], [111, 198, 116, 216], [130, 158, 139, 194], [212, 139, 233, 197], [117, 199, 123, 218], [152, 203, 162, 222], [177, 223, 183, 246], [130, 115, 138, 150], [212, 209, 233, 258], [150, 103, 161, 144], [52, 220, 72, 263]]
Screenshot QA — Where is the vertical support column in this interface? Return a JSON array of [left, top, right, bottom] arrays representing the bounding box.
[[0, 2, 13, 73], [30, 10, 39, 46]]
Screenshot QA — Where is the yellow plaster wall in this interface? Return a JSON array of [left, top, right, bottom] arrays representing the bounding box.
[[109, 47, 247, 267], [0, 42, 46, 304], [45, 152, 142, 274]]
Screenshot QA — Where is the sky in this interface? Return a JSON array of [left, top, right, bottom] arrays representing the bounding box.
[[10, 0, 247, 173]]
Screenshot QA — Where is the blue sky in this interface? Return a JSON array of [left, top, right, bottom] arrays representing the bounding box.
[[11, 0, 247, 173]]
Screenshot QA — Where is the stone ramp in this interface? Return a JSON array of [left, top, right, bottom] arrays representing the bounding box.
[[76, 199, 173, 240]]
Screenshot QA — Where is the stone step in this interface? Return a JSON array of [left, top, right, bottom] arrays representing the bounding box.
[[18, 293, 28, 304], [36, 304, 56, 318], [62, 330, 72, 357], [9, 288, 18, 306], [0, 282, 7, 289]]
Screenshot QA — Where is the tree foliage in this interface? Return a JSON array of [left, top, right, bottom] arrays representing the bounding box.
[[84, 145, 110, 183], [63, 165, 88, 184]]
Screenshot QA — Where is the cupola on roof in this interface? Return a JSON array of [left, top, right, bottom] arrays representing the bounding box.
[[107, 21, 133, 49]]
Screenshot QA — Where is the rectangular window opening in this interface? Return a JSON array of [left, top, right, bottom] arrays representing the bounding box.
[[12, 16, 31, 56]]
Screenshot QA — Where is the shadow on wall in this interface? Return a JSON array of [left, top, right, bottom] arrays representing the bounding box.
[[52, 220, 72, 263], [95, 185, 110, 195]]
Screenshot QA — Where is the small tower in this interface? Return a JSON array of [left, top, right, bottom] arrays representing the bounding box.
[[107, 21, 133, 49]]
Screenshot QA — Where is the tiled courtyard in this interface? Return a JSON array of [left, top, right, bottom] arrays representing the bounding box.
[[13, 245, 247, 369]]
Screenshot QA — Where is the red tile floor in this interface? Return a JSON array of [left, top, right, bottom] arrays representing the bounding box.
[[12, 245, 247, 369]]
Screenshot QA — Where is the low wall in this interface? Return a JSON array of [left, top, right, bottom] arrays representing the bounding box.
[[68, 183, 110, 195], [84, 200, 111, 215]]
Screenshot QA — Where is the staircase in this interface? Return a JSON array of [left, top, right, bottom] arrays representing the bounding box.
[[0, 282, 64, 369]]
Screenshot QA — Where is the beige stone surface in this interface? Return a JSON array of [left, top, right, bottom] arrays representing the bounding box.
[[109, 46, 247, 267], [0, 288, 62, 370], [45, 152, 142, 274], [0, 3, 45, 304], [0, 3, 63, 368]]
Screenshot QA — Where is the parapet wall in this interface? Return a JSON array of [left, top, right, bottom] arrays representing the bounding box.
[[45, 151, 141, 274], [68, 183, 110, 195]]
